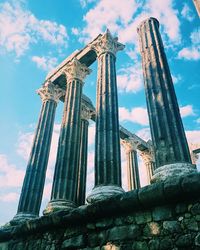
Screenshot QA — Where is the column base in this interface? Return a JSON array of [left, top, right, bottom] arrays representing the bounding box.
[[87, 185, 124, 204], [43, 199, 76, 215], [152, 162, 197, 183], [10, 212, 38, 225]]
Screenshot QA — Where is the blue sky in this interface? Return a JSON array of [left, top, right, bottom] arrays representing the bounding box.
[[0, 0, 199, 225]]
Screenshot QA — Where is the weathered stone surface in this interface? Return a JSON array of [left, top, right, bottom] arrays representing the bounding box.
[[152, 206, 172, 221], [175, 234, 192, 247], [183, 218, 199, 231], [96, 218, 113, 228], [181, 174, 200, 195], [163, 177, 182, 202], [108, 225, 140, 241], [195, 233, 200, 246], [133, 241, 148, 250], [88, 231, 107, 247], [135, 211, 152, 224], [175, 203, 188, 214], [61, 235, 85, 249], [143, 222, 160, 237], [138, 182, 165, 207], [190, 203, 200, 215], [148, 239, 159, 250], [163, 221, 182, 234], [160, 238, 173, 250]]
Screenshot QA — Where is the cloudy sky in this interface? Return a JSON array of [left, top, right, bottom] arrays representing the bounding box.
[[0, 0, 199, 225]]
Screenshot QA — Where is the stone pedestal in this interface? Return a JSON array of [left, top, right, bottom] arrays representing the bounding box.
[[87, 30, 125, 203], [121, 139, 140, 190], [12, 83, 64, 223], [137, 17, 196, 182], [44, 58, 91, 214]]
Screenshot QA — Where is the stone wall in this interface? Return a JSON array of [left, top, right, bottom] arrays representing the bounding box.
[[0, 173, 200, 250]]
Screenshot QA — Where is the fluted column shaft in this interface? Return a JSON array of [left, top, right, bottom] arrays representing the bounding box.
[[87, 30, 125, 203], [76, 118, 89, 205], [13, 83, 63, 222], [44, 58, 91, 213], [126, 149, 140, 190], [137, 18, 195, 181], [140, 150, 155, 185], [95, 52, 121, 186]]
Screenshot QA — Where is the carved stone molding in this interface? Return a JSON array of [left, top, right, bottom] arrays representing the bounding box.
[[81, 103, 94, 121], [140, 149, 155, 165], [121, 138, 140, 153], [62, 58, 91, 82], [37, 82, 65, 103], [189, 143, 200, 164], [89, 29, 125, 57]]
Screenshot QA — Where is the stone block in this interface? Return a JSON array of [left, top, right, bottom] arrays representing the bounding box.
[[175, 234, 192, 247], [190, 203, 200, 215], [195, 233, 200, 246], [181, 173, 200, 196], [0, 242, 8, 250], [163, 177, 182, 202], [61, 235, 85, 249], [175, 203, 188, 214], [163, 221, 182, 234], [88, 231, 107, 247], [118, 190, 141, 212], [143, 222, 160, 237], [135, 211, 152, 224], [183, 218, 199, 231], [96, 218, 113, 228], [152, 206, 172, 221], [108, 225, 140, 241], [148, 239, 159, 250], [132, 241, 148, 250], [138, 182, 165, 207], [160, 238, 173, 250]]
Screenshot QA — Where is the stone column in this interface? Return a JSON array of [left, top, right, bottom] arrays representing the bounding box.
[[12, 83, 64, 223], [87, 29, 125, 203], [76, 104, 92, 206], [44, 58, 91, 214], [121, 139, 140, 190], [137, 17, 196, 182], [140, 150, 155, 185]]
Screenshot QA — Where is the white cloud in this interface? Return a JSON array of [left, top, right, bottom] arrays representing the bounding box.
[[117, 63, 143, 93], [190, 28, 200, 45], [32, 56, 58, 72], [171, 74, 182, 84], [80, 0, 96, 8], [136, 127, 151, 141], [16, 123, 60, 180], [119, 107, 149, 126], [186, 130, 200, 145], [146, 0, 181, 44], [71, 27, 79, 36], [180, 105, 195, 118], [0, 192, 19, 202], [178, 47, 200, 60], [0, 154, 25, 188], [181, 3, 195, 22], [0, 1, 68, 57]]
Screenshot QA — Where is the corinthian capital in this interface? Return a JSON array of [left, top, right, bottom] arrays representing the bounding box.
[[62, 58, 91, 83], [89, 29, 125, 57], [121, 138, 139, 153], [140, 149, 155, 164], [81, 103, 94, 121], [37, 82, 65, 103]]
